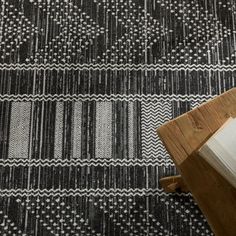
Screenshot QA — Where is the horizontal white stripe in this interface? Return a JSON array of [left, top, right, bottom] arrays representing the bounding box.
[[0, 189, 192, 197], [0, 94, 215, 102], [0, 160, 174, 167], [0, 63, 235, 71]]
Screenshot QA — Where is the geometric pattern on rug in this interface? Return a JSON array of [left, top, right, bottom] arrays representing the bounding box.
[[1, 0, 236, 235], [0, 97, 214, 236]]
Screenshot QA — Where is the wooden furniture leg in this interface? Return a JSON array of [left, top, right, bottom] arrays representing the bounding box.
[[160, 175, 189, 193], [157, 88, 236, 235]]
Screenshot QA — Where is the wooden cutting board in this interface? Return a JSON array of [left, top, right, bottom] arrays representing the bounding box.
[[157, 87, 236, 236]]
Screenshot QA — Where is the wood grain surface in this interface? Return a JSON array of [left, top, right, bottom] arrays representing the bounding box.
[[157, 87, 236, 236]]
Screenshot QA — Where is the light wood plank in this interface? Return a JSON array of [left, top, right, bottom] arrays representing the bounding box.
[[157, 124, 188, 166], [196, 100, 225, 133], [159, 175, 189, 193], [157, 87, 236, 236]]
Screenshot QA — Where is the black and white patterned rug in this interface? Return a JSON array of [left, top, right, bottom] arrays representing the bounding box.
[[0, 0, 236, 235]]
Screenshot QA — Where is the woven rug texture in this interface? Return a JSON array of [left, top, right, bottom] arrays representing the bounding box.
[[0, 0, 236, 235]]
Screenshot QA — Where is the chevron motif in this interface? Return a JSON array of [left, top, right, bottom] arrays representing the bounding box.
[[141, 100, 174, 164], [0, 0, 235, 65]]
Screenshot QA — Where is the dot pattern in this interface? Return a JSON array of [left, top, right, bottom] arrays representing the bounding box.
[[0, 0, 235, 64], [0, 0, 235, 235]]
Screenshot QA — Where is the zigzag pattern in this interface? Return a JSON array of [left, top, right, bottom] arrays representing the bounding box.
[[141, 101, 173, 163], [0, 188, 191, 197], [0, 94, 215, 102], [0, 158, 174, 166], [191, 100, 206, 110], [0, 63, 235, 71]]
